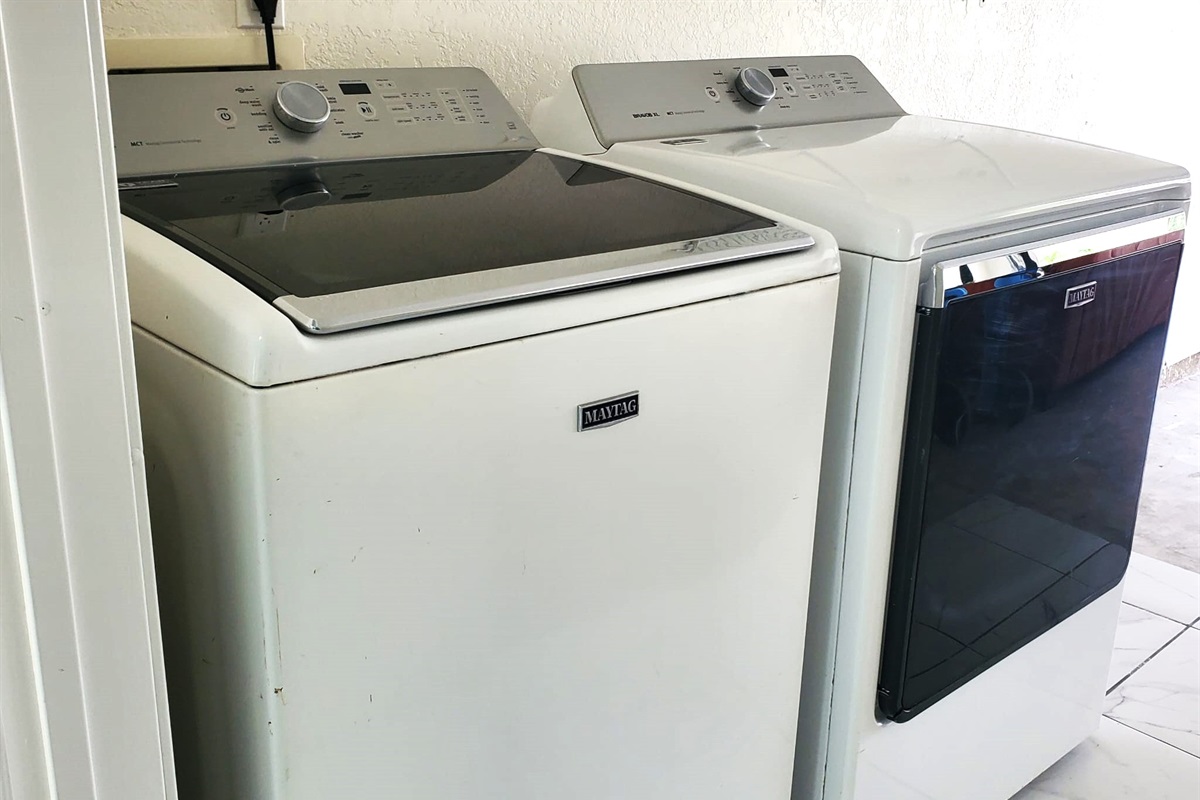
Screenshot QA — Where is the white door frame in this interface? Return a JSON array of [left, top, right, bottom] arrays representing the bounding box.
[[0, 0, 174, 797]]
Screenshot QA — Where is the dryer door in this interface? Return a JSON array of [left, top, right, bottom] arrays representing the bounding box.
[[878, 215, 1185, 722]]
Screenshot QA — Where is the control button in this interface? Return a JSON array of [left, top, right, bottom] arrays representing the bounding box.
[[375, 79, 396, 90], [734, 67, 776, 107], [272, 81, 331, 133], [357, 101, 377, 119], [704, 86, 721, 102], [215, 107, 237, 126], [781, 81, 798, 97]]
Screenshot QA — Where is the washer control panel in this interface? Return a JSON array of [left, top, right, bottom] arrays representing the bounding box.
[[573, 56, 904, 147], [111, 67, 539, 177]]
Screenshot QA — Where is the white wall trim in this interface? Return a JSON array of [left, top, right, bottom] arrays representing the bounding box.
[[0, 0, 174, 797]]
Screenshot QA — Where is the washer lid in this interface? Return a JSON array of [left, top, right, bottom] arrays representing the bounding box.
[[600, 115, 1190, 261], [120, 151, 812, 332]]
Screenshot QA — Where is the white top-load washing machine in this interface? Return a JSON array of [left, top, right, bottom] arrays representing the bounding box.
[[110, 67, 841, 799], [532, 56, 1191, 800]]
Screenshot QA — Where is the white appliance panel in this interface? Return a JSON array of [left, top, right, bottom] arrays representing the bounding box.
[[854, 585, 1122, 800], [596, 121, 1187, 262], [137, 274, 838, 799], [797, 256, 921, 800]]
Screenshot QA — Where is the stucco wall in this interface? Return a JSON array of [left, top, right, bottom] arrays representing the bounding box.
[[101, 0, 1200, 364]]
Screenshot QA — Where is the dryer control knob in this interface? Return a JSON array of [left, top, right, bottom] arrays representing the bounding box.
[[273, 81, 331, 133], [734, 68, 776, 107]]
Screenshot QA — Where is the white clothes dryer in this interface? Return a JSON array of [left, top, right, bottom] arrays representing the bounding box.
[[110, 66, 841, 799], [532, 55, 1190, 800]]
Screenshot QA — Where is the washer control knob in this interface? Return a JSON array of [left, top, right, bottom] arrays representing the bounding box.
[[276, 181, 331, 211], [734, 68, 776, 107], [272, 81, 331, 133]]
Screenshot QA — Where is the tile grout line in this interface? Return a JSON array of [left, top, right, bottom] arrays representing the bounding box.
[[1103, 714, 1200, 761], [1106, 622, 1194, 696], [1120, 599, 1199, 628]]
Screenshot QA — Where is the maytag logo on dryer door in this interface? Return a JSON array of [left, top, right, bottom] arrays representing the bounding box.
[[1065, 281, 1098, 309], [577, 391, 639, 432]]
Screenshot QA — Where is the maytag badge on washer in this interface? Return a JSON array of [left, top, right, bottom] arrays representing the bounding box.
[[577, 391, 639, 431]]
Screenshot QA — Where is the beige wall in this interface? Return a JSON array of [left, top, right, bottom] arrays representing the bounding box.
[[101, 0, 1200, 363]]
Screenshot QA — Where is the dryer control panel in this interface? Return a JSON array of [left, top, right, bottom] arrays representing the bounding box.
[[572, 56, 904, 147], [111, 67, 539, 177]]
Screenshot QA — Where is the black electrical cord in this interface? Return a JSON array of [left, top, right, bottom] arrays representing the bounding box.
[[253, 0, 279, 70]]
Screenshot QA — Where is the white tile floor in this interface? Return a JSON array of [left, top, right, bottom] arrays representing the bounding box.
[[1133, 374, 1200, 573], [1013, 552, 1200, 798]]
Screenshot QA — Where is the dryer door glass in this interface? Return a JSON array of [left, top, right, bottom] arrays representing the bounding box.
[[878, 236, 1184, 722]]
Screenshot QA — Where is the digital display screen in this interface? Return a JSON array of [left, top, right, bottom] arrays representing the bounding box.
[[339, 82, 372, 95], [769, 67, 789, 78]]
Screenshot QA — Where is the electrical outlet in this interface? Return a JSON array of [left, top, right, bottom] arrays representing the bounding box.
[[237, 0, 285, 29], [238, 211, 288, 237]]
